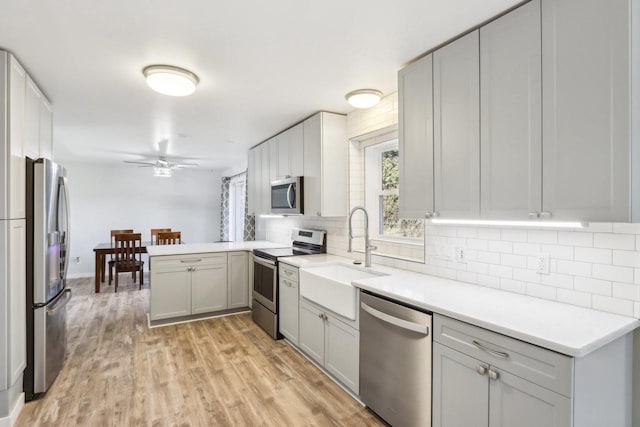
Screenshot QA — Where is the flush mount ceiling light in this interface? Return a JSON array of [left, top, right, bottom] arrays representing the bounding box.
[[345, 89, 383, 109], [143, 65, 199, 97]]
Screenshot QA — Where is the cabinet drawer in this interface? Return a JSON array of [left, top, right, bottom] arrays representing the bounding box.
[[433, 314, 573, 397], [152, 253, 228, 270], [279, 263, 299, 283]]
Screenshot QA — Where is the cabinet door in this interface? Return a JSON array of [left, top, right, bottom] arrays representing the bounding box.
[[260, 143, 271, 214], [433, 30, 480, 218], [480, 1, 542, 219], [325, 315, 359, 394], [8, 220, 26, 386], [433, 343, 488, 427], [399, 54, 434, 219], [489, 368, 571, 427], [278, 275, 299, 345], [542, 0, 629, 221], [303, 114, 322, 217], [24, 76, 41, 160], [39, 98, 53, 160], [150, 268, 191, 321], [192, 263, 228, 314], [277, 131, 290, 178], [247, 148, 256, 215], [227, 252, 248, 309], [269, 137, 278, 184], [299, 299, 325, 365], [8, 55, 26, 220], [289, 123, 304, 177]]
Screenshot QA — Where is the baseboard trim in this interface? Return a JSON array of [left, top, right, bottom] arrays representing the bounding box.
[[0, 392, 24, 427]]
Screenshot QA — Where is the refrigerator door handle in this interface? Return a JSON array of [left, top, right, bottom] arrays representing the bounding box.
[[46, 289, 72, 315], [58, 176, 71, 280]]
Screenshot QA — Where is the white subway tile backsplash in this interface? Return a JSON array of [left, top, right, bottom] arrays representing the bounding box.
[[528, 230, 558, 244], [540, 273, 574, 289], [612, 282, 640, 301], [457, 227, 477, 238], [456, 270, 477, 284], [488, 240, 513, 253], [612, 250, 640, 268], [501, 228, 528, 242], [467, 261, 489, 275], [635, 302, 640, 318], [592, 264, 634, 283], [513, 242, 542, 256], [513, 268, 541, 283], [593, 233, 635, 250], [467, 239, 489, 251], [489, 264, 512, 279], [500, 254, 527, 268], [477, 228, 501, 240], [574, 247, 612, 264], [612, 223, 640, 234], [574, 277, 612, 296], [584, 223, 614, 233], [558, 231, 593, 247], [556, 260, 591, 277], [557, 289, 592, 308], [526, 283, 557, 301], [477, 251, 500, 264], [500, 278, 526, 294], [477, 274, 500, 289], [592, 295, 634, 317], [541, 244, 574, 261]]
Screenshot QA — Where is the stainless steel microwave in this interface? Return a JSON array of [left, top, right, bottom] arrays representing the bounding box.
[[271, 177, 303, 214]]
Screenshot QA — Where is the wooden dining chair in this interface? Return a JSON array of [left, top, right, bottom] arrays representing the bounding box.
[[110, 232, 144, 292], [107, 229, 133, 284], [157, 231, 181, 245], [151, 228, 171, 245]]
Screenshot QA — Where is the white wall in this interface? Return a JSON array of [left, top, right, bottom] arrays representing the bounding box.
[[64, 161, 222, 277]]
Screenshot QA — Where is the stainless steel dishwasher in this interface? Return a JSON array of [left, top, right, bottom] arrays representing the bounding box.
[[360, 291, 432, 427]]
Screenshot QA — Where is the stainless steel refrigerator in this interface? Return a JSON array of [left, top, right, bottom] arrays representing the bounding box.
[[24, 158, 71, 400]]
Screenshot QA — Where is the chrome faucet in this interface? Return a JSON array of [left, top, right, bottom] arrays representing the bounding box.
[[348, 206, 377, 267]]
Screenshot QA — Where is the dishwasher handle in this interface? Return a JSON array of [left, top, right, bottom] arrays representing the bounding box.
[[361, 302, 429, 335]]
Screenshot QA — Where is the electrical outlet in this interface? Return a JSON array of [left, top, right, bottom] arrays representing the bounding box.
[[455, 247, 466, 263], [536, 253, 549, 274], [75, 256, 81, 264]]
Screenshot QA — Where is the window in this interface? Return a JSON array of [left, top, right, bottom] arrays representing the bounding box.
[[365, 140, 424, 240]]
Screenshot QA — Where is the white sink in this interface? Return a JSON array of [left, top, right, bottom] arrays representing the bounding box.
[[299, 263, 386, 320]]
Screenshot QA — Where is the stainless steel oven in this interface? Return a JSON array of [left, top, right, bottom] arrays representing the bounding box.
[[252, 228, 326, 339], [271, 176, 303, 214]]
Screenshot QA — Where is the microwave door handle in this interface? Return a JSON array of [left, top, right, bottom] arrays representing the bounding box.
[[287, 184, 294, 209]]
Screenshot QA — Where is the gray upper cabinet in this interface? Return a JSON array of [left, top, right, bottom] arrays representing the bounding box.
[[434, 30, 480, 219], [542, 0, 630, 222], [480, 0, 542, 219], [247, 148, 256, 215], [288, 123, 304, 177], [399, 54, 434, 219]]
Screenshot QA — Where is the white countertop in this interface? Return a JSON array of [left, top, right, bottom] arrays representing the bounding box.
[[146, 240, 287, 257], [282, 254, 640, 357]]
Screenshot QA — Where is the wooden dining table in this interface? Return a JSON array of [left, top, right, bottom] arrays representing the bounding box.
[[92, 241, 151, 293]]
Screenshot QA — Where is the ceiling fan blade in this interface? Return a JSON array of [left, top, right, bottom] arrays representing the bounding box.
[[124, 160, 156, 166]]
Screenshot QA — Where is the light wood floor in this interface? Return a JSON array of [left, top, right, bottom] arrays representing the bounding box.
[[16, 276, 384, 427]]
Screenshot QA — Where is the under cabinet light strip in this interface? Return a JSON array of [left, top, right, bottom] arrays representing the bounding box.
[[260, 214, 285, 218], [430, 218, 587, 228]]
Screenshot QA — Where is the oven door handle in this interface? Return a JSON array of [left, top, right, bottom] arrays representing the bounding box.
[[253, 255, 276, 268]]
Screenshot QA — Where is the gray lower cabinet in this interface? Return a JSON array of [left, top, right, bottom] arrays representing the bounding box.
[[227, 251, 249, 309], [433, 30, 480, 218], [433, 314, 633, 427], [150, 253, 230, 321], [480, 0, 542, 219], [279, 263, 299, 345], [299, 298, 359, 394]]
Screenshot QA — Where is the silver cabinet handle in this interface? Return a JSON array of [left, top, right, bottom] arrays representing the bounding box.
[[318, 312, 327, 320], [425, 212, 433, 219], [192, 267, 196, 272], [472, 340, 510, 359], [539, 211, 552, 219], [475, 364, 487, 376], [284, 270, 295, 276], [528, 212, 539, 219], [282, 279, 292, 287], [180, 259, 202, 263], [488, 369, 499, 381], [361, 302, 429, 335], [433, 212, 440, 217]]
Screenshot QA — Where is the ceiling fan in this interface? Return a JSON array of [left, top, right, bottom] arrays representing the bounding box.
[[123, 139, 198, 177]]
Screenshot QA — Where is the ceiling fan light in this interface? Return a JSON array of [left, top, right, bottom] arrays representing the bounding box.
[[345, 89, 383, 109], [143, 65, 199, 97], [153, 166, 172, 178]]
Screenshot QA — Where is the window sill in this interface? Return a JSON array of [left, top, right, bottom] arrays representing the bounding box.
[[353, 249, 424, 264], [370, 236, 424, 247]]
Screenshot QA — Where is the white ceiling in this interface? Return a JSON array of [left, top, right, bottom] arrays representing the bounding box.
[[0, 0, 521, 171]]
